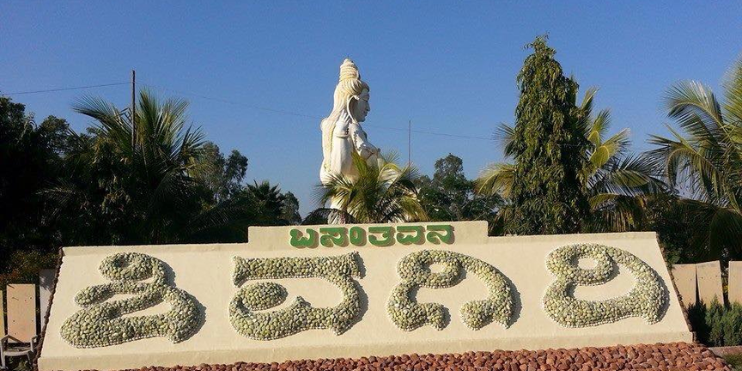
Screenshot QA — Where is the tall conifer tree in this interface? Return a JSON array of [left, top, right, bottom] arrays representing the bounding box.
[[507, 36, 590, 235]]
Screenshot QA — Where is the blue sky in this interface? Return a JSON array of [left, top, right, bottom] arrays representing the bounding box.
[[2, 2, 741, 215]]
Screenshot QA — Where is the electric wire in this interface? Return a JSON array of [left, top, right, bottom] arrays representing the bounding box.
[[2, 82, 130, 96], [2, 81, 647, 149], [2, 80, 493, 141], [146, 84, 495, 141]]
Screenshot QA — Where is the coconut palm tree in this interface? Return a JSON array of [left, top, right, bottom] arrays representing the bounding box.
[[317, 153, 428, 223], [246, 180, 300, 226], [647, 60, 742, 260], [476, 88, 664, 232], [48, 90, 247, 244]]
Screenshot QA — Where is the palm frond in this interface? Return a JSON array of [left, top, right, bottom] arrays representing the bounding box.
[[317, 152, 427, 223], [676, 199, 742, 259], [589, 154, 665, 198], [74, 96, 132, 155], [648, 129, 724, 203], [579, 86, 599, 116], [61, 89, 223, 244], [587, 193, 646, 232], [648, 65, 742, 260], [495, 123, 516, 157], [723, 59, 742, 127], [667, 81, 724, 132], [586, 109, 611, 146], [475, 163, 515, 198]]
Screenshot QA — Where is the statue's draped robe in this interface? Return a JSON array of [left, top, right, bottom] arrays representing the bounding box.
[[320, 111, 379, 187]]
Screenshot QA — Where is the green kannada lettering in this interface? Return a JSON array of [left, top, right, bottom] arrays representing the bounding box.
[[290, 224, 455, 248], [368, 226, 395, 246], [348, 226, 366, 246], [319, 227, 348, 247], [426, 225, 454, 244], [396, 225, 425, 245], [290, 228, 319, 248]]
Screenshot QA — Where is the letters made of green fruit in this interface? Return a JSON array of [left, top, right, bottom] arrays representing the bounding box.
[[387, 250, 514, 331], [60, 243, 669, 347], [230, 252, 363, 340], [60, 252, 202, 348], [543, 243, 667, 327]]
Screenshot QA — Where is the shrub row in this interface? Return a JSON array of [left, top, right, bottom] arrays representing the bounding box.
[[688, 300, 742, 347]]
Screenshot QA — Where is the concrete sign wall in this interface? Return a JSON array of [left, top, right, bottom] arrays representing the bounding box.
[[39, 222, 692, 371], [671, 264, 697, 307], [729, 261, 742, 305], [696, 261, 724, 305], [39, 269, 56, 333]]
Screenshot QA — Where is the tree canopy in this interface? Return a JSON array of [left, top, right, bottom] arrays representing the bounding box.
[[506, 36, 590, 235], [0, 92, 302, 285], [318, 153, 427, 224], [417, 154, 501, 232], [648, 59, 742, 261]]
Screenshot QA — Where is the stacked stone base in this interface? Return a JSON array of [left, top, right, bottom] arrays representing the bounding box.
[[99, 342, 732, 371]]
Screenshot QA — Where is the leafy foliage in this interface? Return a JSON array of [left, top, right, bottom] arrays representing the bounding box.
[[197, 142, 248, 202], [477, 39, 664, 234], [687, 300, 742, 347], [417, 154, 502, 234], [0, 97, 71, 276], [318, 153, 428, 223], [504, 36, 590, 235], [641, 194, 699, 264], [281, 192, 302, 225], [47, 90, 229, 244], [246, 180, 300, 226], [1, 91, 305, 285], [648, 60, 742, 260], [0, 250, 57, 288], [724, 353, 742, 371]]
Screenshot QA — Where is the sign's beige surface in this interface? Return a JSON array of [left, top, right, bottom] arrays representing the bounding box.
[[671, 264, 697, 307], [39, 222, 692, 371], [696, 261, 724, 304]]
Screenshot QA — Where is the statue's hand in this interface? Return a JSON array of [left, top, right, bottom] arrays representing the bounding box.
[[367, 147, 381, 161]]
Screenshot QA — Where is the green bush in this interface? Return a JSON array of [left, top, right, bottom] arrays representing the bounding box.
[[722, 304, 742, 346], [688, 299, 742, 347], [707, 300, 725, 346], [724, 353, 742, 371], [0, 250, 57, 289]]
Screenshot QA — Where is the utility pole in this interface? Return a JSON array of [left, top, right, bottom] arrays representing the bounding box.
[[131, 70, 136, 147], [408, 120, 412, 166]]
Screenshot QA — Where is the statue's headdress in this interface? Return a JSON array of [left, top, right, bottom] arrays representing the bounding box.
[[332, 58, 369, 115], [339, 58, 361, 81]]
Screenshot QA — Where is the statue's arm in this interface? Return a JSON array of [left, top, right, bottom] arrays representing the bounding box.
[[349, 124, 379, 159]]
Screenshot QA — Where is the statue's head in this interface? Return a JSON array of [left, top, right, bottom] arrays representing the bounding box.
[[332, 58, 370, 123]]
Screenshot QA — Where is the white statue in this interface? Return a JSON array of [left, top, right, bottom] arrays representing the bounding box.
[[319, 58, 381, 188]]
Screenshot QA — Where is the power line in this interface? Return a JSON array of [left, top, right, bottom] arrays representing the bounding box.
[[147, 85, 653, 148], [1, 80, 494, 141], [2, 82, 129, 96], [145, 84, 495, 141], [6, 80, 633, 146], [407, 128, 492, 141], [146, 85, 321, 120]]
